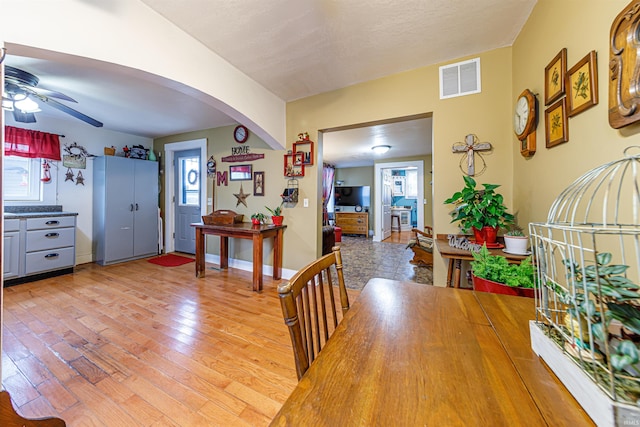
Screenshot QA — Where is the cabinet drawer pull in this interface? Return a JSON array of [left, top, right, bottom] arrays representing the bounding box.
[[45, 220, 60, 225], [44, 253, 59, 259], [45, 232, 59, 238]]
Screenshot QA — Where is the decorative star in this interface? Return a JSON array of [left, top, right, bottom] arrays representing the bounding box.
[[234, 184, 250, 207], [65, 168, 75, 182], [75, 171, 85, 186]]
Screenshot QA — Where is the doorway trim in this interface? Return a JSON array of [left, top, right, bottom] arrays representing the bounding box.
[[373, 160, 424, 242], [164, 138, 207, 253]]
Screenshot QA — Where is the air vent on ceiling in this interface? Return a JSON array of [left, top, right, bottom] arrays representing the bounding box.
[[439, 58, 481, 99]]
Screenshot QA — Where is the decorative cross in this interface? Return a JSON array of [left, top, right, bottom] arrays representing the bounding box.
[[451, 134, 492, 176]]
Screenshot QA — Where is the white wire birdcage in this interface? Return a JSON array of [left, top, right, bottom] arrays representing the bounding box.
[[530, 147, 640, 426]]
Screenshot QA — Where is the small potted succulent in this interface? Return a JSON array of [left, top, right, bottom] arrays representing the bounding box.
[[503, 222, 529, 255], [250, 212, 266, 226], [265, 203, 284, 226]]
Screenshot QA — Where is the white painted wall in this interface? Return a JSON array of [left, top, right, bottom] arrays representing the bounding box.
[[0, 0, 286, 149], [4, 114, 153, 265]]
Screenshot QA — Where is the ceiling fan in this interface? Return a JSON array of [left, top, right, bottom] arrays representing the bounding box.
[[3, 65, 103, 127]]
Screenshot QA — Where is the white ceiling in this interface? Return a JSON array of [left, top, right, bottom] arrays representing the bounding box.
[[3, 0, 536, 167]]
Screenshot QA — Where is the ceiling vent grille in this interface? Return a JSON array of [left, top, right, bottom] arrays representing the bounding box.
[[439, 58, 481, 99]]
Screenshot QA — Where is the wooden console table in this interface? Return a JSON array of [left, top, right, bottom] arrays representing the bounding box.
[[271, 279, 592, 426], [435, 235, 529, 288], [191, 222, 286, 291]]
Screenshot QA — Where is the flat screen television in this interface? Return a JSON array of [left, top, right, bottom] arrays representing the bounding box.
[[334, 186, 371, 207]]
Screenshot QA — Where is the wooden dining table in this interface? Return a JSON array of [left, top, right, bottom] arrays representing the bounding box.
[[270, 278, 593, 426]]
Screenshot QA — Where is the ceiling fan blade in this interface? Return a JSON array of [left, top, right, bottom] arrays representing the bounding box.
[[12, 109, 37, 123], [31, 86, 78, 103], [40, 96, 103, 128]]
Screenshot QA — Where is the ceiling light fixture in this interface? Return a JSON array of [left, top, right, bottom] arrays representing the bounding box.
[[14, 96, 40, 113], [371, 145, 391, 154]]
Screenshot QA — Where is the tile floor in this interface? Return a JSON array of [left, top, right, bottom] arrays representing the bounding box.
[[337, 234, 433, 290]]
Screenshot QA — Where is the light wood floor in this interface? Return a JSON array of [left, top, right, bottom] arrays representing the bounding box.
[[1, 258, 360, 426], [381, 229, 413, 244]]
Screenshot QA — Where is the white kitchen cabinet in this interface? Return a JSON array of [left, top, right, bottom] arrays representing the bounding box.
[[3, 219, 20, 279], [3, 214, 77, 283], [93, 156, 159, 265]]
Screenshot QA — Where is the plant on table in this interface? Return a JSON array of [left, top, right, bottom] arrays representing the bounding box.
[[265, 203, 284, 226], [504, 219, 529, 254], [444, 175, 514, 244], [250, 212, 266, 225], [561, 253, 640, 372], [471, 244, 536, 289]]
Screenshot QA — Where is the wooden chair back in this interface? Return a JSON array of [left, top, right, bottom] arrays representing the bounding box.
[[0, 391, 65, 427], [278, 246, 350, 380]]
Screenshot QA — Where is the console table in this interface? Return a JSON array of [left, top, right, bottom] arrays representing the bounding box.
[[191, 222, 286, 291], [435, 235, 529, 288]]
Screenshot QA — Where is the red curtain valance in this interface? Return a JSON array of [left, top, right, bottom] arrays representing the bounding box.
[[4, 126, 61, 161]]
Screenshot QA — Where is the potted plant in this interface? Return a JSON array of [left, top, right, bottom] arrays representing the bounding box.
[[250, 212, 266, 225], [444, 176, 514, 245], [470, 245, 536, 297], [265, 203, 284, 226], [503, 222, 529, 254]]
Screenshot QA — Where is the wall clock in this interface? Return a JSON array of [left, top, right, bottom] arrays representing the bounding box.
[[513, 89, 537, 157], [234, 125, 249, 143]]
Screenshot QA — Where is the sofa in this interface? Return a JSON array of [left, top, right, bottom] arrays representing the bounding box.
[[322, 226, 336, 255]]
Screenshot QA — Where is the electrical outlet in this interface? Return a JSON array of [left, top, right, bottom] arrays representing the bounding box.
[[303, 198, 309, 207]]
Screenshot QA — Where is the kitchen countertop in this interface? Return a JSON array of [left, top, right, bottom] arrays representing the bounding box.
[[4, 205, 78, 219], [4, 211, 78, 219]]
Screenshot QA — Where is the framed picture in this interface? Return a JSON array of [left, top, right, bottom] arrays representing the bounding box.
[[284, 152, 304, 177], [253, 171, 264, 196], [567, 50, 598, 117], [229, 164, 252, 181], [293, 140, 314, 165], [544, 48, 566, 105], [545, 97, 569, 148]]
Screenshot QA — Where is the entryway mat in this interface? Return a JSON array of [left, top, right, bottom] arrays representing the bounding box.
[[147, 253, 195, 267]]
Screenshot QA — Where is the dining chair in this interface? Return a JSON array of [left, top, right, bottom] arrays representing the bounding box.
[[0, 391, 66, 427], [278, 246, 350, 380]]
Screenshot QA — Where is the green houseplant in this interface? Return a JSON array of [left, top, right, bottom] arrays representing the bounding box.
[[265, 203, 284, 226], [444, 176, 514, 244], [250, 212, 266, 225], [470, 245, 536, 297]]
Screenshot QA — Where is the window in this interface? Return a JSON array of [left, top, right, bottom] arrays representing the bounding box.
[[179, 156, 200, 206], [3, 156, 42, 201], [406, 169, 418, 199]]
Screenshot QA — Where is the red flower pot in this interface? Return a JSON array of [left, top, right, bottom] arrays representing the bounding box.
[[472, 226, 499, 245], [472, 275, 535, 298], [251, 218, 260, 225], [271, 215, 284, 226]]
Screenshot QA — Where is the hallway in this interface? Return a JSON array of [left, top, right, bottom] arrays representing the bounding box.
[[337, 230, 432, 290]]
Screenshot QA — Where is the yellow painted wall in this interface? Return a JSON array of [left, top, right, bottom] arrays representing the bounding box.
[[288, 48, 514, 284], [512, 0, 640, 228], [155, 126, 285, 261]]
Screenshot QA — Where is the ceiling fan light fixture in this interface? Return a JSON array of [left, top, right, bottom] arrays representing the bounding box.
[[14, 96, 40, 113], [2, 93, 14, 111], [371, 145, 391, 154]]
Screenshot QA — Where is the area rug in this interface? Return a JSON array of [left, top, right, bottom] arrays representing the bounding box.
[[147, 253, 195, 267]]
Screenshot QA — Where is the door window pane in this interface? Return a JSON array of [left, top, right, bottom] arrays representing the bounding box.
[[179, 156, 200, 206]]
